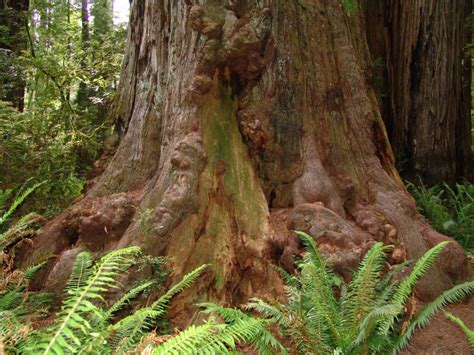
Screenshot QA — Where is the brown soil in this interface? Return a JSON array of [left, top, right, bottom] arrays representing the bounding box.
[[401, 297, 474, 355]]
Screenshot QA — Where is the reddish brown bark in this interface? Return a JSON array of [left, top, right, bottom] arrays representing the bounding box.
[[365, 0, 472, 184], [19, 0, 468, 306]]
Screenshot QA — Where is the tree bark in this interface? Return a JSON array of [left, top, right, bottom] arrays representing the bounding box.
[[20, 0, 468, 307], [76, 0, 90, 108], [0, 0, 29, 111], [365, 0, 472, 185]]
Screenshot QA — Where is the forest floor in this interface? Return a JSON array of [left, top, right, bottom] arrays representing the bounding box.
[[401, 297, 474, 355]]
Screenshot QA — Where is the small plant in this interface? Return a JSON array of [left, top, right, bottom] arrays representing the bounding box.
[[243, 232, 474, 354]]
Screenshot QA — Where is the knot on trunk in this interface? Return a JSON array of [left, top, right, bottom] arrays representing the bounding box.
[[191, 5, 272, 96]]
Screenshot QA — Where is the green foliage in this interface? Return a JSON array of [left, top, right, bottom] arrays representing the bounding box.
[[0, 180, 44, 251], [244, 232, 474, 354], [342, 0, 358, 16], [444, 311, 474, 349], [0, 0, 128, 216], [0, 180, 44, 229], [0, 256, 51, 352], [19, 248, 207, 354], [407, 181, 474, 252]]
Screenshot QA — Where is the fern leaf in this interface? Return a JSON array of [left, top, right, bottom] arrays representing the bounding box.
[[154, 321, 227, 354], [394, 281, 474, 352], [150, 264, 208, 315], [379, 241, 449, 335], [444, 311, 474, 349], [110, 265, 207, 352], [0, 181, 45, 227], [200, 303, 287, 354], [22, 261, 47, 281], [34, 246, 140, 354], [105, 280, 155, 320], [342, 242, 389, 338], [66, 251, 93, 293], [349, 304, 398, 351]]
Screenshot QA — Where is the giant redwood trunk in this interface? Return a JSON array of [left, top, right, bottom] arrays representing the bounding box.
[[365, 0, 472, 184], [20, 0, 468, 305]]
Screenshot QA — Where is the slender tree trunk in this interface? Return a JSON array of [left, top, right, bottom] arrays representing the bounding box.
[[76, 0, 90, 108], [365, 0, 472, 184], [0, 0, 29, 111], [20, 0, 468, 307]]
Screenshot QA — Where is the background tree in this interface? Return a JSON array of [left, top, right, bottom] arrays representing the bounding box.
[[365, 0, 472, 185], [0, 0, 29, 111], [0, 0, 127, 216], [20, 0, 469, 309]]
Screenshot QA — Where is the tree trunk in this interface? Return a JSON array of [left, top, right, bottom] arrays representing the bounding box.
[[0, 0, 29, 111], [365, 0, 472, 185], [76, 0, 90, 108], [20, 0, 468, 307]]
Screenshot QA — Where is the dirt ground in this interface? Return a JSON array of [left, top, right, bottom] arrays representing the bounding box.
[[401, 297, 474, 355]]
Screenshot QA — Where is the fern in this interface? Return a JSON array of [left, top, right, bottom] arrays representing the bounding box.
[[394, 281, 474, 352], [29, 246, 141, 354], [444, 311, 474, 349], [379, 241, 449, 336], [342, 242, 389, 338], [154, 321, 227, 354], [244, 232, 472, 354], [200, 303, 287, 354], [151, 264, 209, 316], [104, 280, 155, 320], [0, 180, 45, 228], [111, 265, 209, 353], [408, 181, 474, 252]]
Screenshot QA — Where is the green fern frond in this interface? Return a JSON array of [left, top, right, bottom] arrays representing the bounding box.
[[379, 241, 449, 335], [150, 264, 208, 315], [272, 264, 301, 289], [394, 281, 474, 352], [245, 298, 286, 325], [111, 308, 162, 351], [109, 265, 207, 352], [0, 180, 45, 228], [444, 311, 474, 349], [31, 246, 141, 354], [22, 261, 47, 281], [349, 304, 399, 351], [65, 251, 93, 292], [154, 321, 227, 354], [302, 262, 341, 345], [200, 302, 287, 354], [105, 280, 155, 320], [343, 242, 389, 336]]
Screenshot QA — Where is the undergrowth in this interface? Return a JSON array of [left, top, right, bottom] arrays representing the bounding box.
[[407, 181, 474, 252], [236, 232, 474, 354]]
